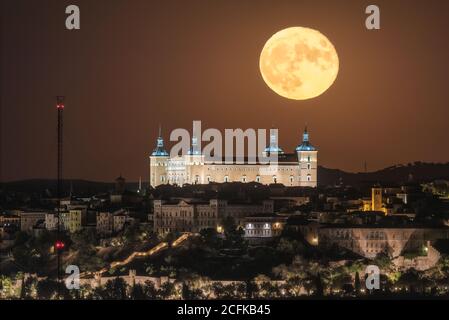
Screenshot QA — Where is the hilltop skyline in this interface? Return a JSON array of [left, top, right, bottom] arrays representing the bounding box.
[[1, 0, 449, 182]]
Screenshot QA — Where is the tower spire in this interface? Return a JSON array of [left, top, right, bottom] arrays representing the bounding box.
[[151, 126, 169, 156], [264, 126, 284, 154], [296, 125, 316, 151], [303, 125, 309, 142]]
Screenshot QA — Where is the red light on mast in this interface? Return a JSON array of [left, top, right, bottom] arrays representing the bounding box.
[[56, 96, 65, 109], [55, 241, 65, 250]]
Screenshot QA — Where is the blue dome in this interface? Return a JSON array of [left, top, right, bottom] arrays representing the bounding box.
[[151, 149, 169, 156], [264, 129, 284, 154], [264, 146, 284, 153], [296, 127, 317, 152], [295, 143, 316, 152], [151, 136, 169, 156]]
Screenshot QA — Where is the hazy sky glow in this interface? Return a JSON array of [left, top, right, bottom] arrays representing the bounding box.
[[1, 0, 449, 182]]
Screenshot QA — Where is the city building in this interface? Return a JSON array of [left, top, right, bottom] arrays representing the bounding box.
[[360, 186, 416, 215], [18, 211, 47, 233], [0, 224, 18, 249], [149, 127, 318, 188], [45, 213, 58, 231], [60, 208, 87, 233], [371, 187, 383, 212], [0, 213, 20, 227], [152, 199, 274, 234], [307, 225, 449, 259], [113, 210, 132, 232], [243, 215, 288, 244], [96, 211, 114, 236]]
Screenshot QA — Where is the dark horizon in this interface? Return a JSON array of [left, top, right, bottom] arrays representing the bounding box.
[[2, 0, 449, 182], [1, 160, 448, 185]]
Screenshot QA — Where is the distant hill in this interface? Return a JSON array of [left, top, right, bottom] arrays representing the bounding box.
[[1, 162, 448, 194], [0, 179, 115, 196], [318, 162, 449, 187]]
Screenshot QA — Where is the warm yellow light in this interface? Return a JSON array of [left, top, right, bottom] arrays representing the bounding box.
[[260, 27, 339, 100], [217, 225, 223, 233]]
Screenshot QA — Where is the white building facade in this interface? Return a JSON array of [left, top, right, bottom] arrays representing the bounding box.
[[149, 127, 318, 188]]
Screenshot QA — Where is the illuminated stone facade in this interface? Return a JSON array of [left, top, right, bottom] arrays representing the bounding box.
[[150, 128, 318, 188], [152, 199, 274, 234], [315, 227, 449, 259]]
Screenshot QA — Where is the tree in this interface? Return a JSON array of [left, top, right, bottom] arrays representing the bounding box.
[[276, 238, 301, 257], [212, 282, 225, 299], [96, 277, 129, 300], [199, 228, 220, 248], [254, 274, 273, 298], [20, 275, 38, 299], [130, 283, 147, 300], [373, 252, 392, 270], [235, 282, 246, 299], [0, 276, 15, 299], [36, 279, 59, 300], [123, 221, 140, 244], [71, 228, 97, 250], [143, 281, 158, 299], [71, 229, 105, 272], [354, 271, 361, 295], [14, 231, 30, 246], [221, 217, 245, 249], [245, 279, 256, 299], [397, 269, 422, 294], [158, 281, 178, 299], [181, 282, 192, 300], [315, 273, 324, 297], [285, 276, 303, 297]]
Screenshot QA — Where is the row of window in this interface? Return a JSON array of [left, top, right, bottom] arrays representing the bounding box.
[[246, 229, 272, 236], [206, 175, 311, 183], [156, 161, 314, 167]]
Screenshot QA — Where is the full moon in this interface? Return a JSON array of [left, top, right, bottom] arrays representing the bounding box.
[[259, 27, 339, 100]]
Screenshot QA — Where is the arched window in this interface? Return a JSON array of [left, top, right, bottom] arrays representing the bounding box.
[[224, 175, 229, 183]]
